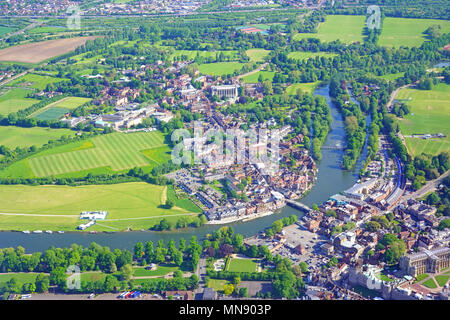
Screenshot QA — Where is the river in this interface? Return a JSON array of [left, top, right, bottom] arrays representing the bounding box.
[[0, 85, 370, 252]]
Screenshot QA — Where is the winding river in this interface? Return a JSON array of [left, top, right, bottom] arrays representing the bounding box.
[[0, 85, 370, 252]]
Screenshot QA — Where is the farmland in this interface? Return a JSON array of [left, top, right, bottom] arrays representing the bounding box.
[[378, 17, 450, 47], [0, 36, 98, 63], [293, 15, 365, 44], [396, 83, 450, 157], [245, 49, 270, 62], [0, 88, 39, 115], [241, 71, 275, 83], [0, 131, 170, 179], [286, 81, 322, 95], [8, 73, 67, 91], [0, 126, 75, 149], [0, 182, 199, 231]]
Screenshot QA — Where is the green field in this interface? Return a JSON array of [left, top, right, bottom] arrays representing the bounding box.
[[0, 88, 39, 115], [286, 81, 321, 95], [226, 258, 258, 273], [373, 72, 405, 82], [30, 96, 91, 121], [0, 273, 41, 288], [170, 49, 238, 61], [133, 264, 179, 277], [241, 71, 275, 83], [422, 277, 438, 289], [287, 51, 337, 61], [207, 278, 227, 292], [378, 17, 450, 47], [0, 182, 199, 231], [198, 62, 246, 76], [8, 73, 67, 91], [0, 131, 170, 179], [396, 83, 450, 157], [294, 15, 365, 44], [415, 273, 429, 282], [0, 126, 75, 149], [245, 49, 270, 62], [435, 275, 450, 287], [0, 26, 15, 36]]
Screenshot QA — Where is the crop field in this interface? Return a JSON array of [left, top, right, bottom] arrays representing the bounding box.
[[378, 18, 450, 47], [0, 126, 75, 149], [26, 131, 167, 177], [226, 258, 258, 273], [29, 96, 91, 121], [287, 51, 337, 61], [0, 182, 199, 231], [293, 15, 365, 44], [8, 73, 67, 91], [0, 36, 98, 63], [246, 49, 270, 62], [241, 71, 275, 83], [286, 81, 321, 95], [0, 88, 39, 115], [396, 83, 450, 157], [0, 26, 15, 36], [197, 62, 246, 76]]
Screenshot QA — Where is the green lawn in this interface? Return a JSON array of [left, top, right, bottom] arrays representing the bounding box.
[[1, 131, 167, 178], [226, 258, 258, 273], [169, 49, 238, 61], [0, 182, 198, 231], [287, 51, 337, 61], [207, 278, 227, 292], [30, 96, 91, 120], [372, 72, 405, 82], [241, 71, 275, 84], [198, 62, 247, 76], [286, 82, 321, 95], [245, 49, 270, 62], [378, 17, 450, 47], [8, 73, 67, 91], [435, 275, 450, 287], [133, 264, 179, 277], [415, 273, 429, 282], [376, 272, 394, 282], [0, 273, 41, 287], [422, 277, 438, 289], [294, 15, 365, 44], [0, 126, 75, 149], [0, 26, 15, 37], [396, 83, 450, 157], [0, 88, 39, 115]]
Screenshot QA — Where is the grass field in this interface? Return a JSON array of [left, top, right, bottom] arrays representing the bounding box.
[[207, 278, 227, 292], [0, 131, 170, 179], [0, 273, 41, 287], [286, 81, 321, 95], [373, 72, 405, 82], [30, 96, 91, 121], [169, 49, 238, 61], [8, 73, 66, 91], [241, 71, 275, 83], [378, 17, 450, 47], [0, 88, 39, 115], [415, 273, 429, 282], [133, 264, 179, 277], [396, 83, 450, 157], [435, 275, 450, 287], [0, 126, 75, 149], [0, 26, 15, 37], [294, 15, 365, 44], [197, 62, 246, 76], [0, 182, 199, 231], [287, 51, 337, 61], [226, 258, 258, 273], [422, 277, 438, 289], [245, 49, 270, 62]]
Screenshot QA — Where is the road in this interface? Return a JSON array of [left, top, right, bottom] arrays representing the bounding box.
[[235, 63, 268, 81], [398, 170, 450, 204], [386, 83, 415, 111], [194, 256, 207, 298]]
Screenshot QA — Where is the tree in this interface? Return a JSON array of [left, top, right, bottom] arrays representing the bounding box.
[[119, 264, 133, 281], [50, 267, 67, 286], [134, 242, 144, 260], [239, 287, 248, 298], [165, 199, 175, 209], [35, 273, 50, 293], [223, 283, 235, 295]]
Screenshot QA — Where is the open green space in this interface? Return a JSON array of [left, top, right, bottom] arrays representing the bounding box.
[[197, 62, 247, 76], [286, 81, 321, 95], [133, 264, 179, 277], [415, 273, 429, 282], [0, 126, 75, 149], [378, 17, 450, 47], [422, 277, 438, 289], [169, 49, 238, 61], [241, 71, 275, 83], [30, 96, 91, 121], [0, 26, 15, 37], [287, 51, 337, 61], [0, 273, 40, 288], [245, 49, 270, 62], [396, 83, 450, 157], [0, 182, 198, 231], [373, 72, 405, 82], [0, 131, 167, 178], [0, 88, 39, 115], [207, 278, 227, 292], [294, 15, 365, 44], [226, 258, 258, 273], [8, 73, 67, 91], [435, 275, 450, 287]]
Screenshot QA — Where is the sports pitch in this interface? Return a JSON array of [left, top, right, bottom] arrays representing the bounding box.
[[0, 126, 75, 149], [226, 258, 259, 273], [396, 83, 450, 157]]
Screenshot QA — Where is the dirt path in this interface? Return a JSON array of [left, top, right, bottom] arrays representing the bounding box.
[[235, 62, 268, 81]]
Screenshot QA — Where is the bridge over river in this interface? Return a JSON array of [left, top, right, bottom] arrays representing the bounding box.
[[285, 200, 311, 213]]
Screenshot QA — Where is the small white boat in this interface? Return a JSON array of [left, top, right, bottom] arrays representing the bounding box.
[[45, 230, 53, 234], [58, 231, 64, 234], [22, 230, 30, 234], [33, 230, 43, 234]]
